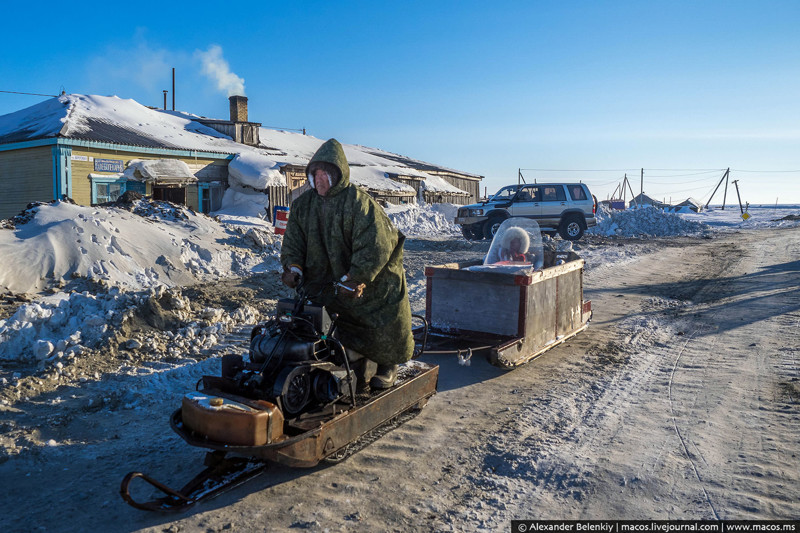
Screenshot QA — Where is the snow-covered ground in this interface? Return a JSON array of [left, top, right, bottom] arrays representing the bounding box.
[[0, 198, 797, 374], [1, 199, 798, 366], [589, 203, 800, 237]]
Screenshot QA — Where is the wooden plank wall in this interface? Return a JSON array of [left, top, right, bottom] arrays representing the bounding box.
[[0, 146, 54, 219], [70, 148, 230, 209], [430, 278, 521, 336]]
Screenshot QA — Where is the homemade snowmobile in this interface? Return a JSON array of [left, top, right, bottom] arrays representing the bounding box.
[[120, 218, 591, 512], [120, 288, 438, 511]]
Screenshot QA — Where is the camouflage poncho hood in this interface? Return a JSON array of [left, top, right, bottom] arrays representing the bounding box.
[[306, 138, 350, 196], [281, 138, 414, 365]]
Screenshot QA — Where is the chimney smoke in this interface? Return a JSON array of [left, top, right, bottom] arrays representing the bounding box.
[[197, 45, 245, 97]]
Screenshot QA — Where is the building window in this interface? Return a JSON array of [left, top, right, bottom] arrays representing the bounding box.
[[90, 174, 127, 204], [126, 181, 146, 195], [199, 183, 224, 213]]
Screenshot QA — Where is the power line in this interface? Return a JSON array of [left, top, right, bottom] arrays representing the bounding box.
[[643, 176, 722, 186], [520, 168, 727, 172], [0, 90, 60, 97], [645, 170, 721, 178], [731, 168, 800, 173]]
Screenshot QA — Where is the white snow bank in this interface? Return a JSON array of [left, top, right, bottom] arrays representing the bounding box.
[[212, 188, 271, 219], [0, 200, 279, 294], [386, 203, 461, 237], [228, 151, 285, 189], [0, 290, 131, 362], [587, 205, 710, 237]]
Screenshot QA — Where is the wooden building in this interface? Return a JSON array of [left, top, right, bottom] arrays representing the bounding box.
[[0, 94, 483, 220]]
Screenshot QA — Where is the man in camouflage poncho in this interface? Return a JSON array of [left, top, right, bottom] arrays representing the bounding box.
[[280, 138, 414, 389]]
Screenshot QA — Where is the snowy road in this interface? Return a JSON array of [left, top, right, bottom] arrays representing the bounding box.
[[0, 227, 798, 532]]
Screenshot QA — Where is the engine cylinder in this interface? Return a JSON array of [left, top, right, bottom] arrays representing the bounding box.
[[250, 334, 316, 365]]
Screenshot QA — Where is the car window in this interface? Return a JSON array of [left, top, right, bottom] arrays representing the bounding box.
[[490, 185, 521, 201], [515, 186, 541, 202], [568, 185, 587, 201], [541, 186, 566, 202]]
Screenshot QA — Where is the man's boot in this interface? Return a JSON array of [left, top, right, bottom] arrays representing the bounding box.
[[346, 348, 374, 394], [370, 364, 398, 390]]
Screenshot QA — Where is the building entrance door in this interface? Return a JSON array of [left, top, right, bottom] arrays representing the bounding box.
[[153, 186, 186, 204]]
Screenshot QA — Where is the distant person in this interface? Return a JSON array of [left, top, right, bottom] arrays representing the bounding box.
[[280, 138, 413, 390]]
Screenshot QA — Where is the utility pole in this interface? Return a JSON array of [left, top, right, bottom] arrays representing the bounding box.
[[625, 175, 638, 208], [518, 169, 526, 185], [732, 179, 744, 214], [622, 174, 627, 205], [640, 168, 644, 199], [721, 168, 730, 209], [172, 68, 176, 111], [704, 168, 730, 210]]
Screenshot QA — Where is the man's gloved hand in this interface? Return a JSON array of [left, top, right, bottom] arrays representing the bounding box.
[[281, 266, 303, 288], [337, 275, 366, 298]]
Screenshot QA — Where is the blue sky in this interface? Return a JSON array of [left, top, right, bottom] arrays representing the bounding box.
[[2, 0, 799, 204]]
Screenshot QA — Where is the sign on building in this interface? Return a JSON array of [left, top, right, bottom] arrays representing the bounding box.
[[94, 158, 124, 172]]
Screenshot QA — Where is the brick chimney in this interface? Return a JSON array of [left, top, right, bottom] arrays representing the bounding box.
[[229, 95, 248, 123]]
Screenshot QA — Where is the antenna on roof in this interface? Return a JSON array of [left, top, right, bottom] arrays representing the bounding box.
[[172, 68, 175, 111]]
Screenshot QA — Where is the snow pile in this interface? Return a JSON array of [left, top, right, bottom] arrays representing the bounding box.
[[0, 290, 133, 362], [386, 203, 461, 237], [212, 188, 271, 219], [588, 205, 710, 237], [0, 286, 262, 364], [228, 151, 285, 189], [0, 200, 280, 294]]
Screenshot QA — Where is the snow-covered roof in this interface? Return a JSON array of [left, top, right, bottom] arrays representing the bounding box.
[[123, 159, 195, 182], [256, 129, 467, 194], [675, 197, 702, 207], [0, 94, 479, 195], [632, 193, 662, 205], [228, 152, 285, 189]]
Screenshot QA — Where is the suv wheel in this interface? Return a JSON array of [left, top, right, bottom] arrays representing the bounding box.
[[483, 216, 505, 240], [559, 214, 585, 241], [461, 226, 480, 241]]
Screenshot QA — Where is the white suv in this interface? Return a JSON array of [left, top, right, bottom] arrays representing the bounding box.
[[455, 183, 597, 241]]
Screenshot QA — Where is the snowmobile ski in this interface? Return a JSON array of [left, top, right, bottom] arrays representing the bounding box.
[[120, 451, 267, 512]]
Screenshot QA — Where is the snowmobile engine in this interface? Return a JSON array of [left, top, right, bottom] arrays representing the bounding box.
[[220, 298, 356, 416]]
